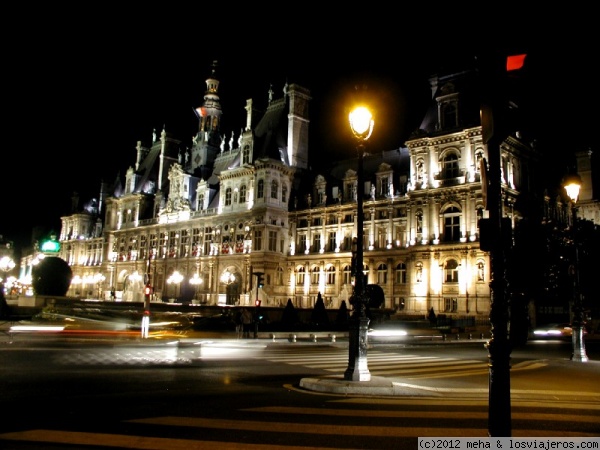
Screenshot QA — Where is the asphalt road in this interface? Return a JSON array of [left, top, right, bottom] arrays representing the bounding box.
[[0, 333, 598, 448]]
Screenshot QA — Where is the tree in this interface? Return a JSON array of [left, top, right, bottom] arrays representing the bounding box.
[[32, 257, 72, 296], [335, 300, 349, 330], [280, 298, 300, 330], [310, 292, 329, 329]]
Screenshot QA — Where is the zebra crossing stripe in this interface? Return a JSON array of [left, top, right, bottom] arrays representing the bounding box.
[[261, 349, 547, 379]]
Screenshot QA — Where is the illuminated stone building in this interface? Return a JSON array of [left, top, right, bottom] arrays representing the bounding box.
[[55, 63, 541, 321]]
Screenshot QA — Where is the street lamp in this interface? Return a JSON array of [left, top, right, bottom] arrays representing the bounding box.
[[94, 273, 105, 299], [344, 105, 374, 382], [71, 275, 82, 296], [0, 255, 16, 295], [221, 270, 236, 305], [167, 270, 184, 300], [563, 172, 589, 362], [189, 272, 203, 302]]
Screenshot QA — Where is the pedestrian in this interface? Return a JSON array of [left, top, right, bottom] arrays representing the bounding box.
[[0, 288, 9, 319], [235, 309, 243, 338], [428, 307, 437, 326], [241, 308, 253, 338]]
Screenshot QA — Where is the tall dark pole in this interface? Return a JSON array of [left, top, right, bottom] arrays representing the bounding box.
[[485, 134, 511, 436], [564, 177, 589, 363], [345, 143, 370, 381], [479, 52, 511, 436], [345, 105, 373, 382]]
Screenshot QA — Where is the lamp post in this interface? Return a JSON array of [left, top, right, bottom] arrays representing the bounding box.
[[71, 275, 82, 296], [94, 273, 105, 299], [0, 255, 16, 295], [189, 272, 203, 303], [344, 105, 374, 382], [220, 270, 235, 305], [563, 172, 589, 363], [167, 270, 184, 301]]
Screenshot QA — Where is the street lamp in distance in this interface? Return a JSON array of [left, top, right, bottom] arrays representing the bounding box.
[[0, 255, 16, 295], [167, 270, 184, 301], [189, 273, 203, 303], [221, 270, 236, 305], [562, 172, 589, 363], [344, 104, 374, 382]]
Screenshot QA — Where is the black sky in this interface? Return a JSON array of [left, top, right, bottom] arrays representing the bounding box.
[[3, 10, 595, 253]]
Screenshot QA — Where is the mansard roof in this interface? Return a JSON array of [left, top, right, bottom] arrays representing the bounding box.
[[291, 147, 411, 210], [327, 148, 410, 181], [412, 68, 482, 138], [252, 95, 289, 163], [134, 145, 161, 193]]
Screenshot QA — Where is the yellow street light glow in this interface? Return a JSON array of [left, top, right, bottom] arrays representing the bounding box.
[[349, 106, 374, 141], [563, 173, 582, 203]]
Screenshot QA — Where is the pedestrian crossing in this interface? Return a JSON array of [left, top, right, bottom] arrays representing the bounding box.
[[0, 347, 595, 448], [50, 345, 547, 379], [1, 401, 598, 449], [260, 348, 547, 379]]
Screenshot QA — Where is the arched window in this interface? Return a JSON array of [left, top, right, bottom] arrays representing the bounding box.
[[443, 206, 461, 242], [311, 266, 320, 285], [377, 263, 387, 284], [326, 266, 335, 285], [198, 194, 204, 210], [242, 145, 250, 165], [444, 259, 459, 283], [441, 101, 458, 129], [257, 179, 264, 199], [342, 264, 352, 285], [442, 153, 460, 179], [271, 180, 278, 199], [395, 262, 407, 284], [225, 188, 232, 206]]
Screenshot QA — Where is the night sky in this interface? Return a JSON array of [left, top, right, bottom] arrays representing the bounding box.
[[3, 10, 594, 254]]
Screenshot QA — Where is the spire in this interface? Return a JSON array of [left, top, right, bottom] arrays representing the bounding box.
[[195, 61, 222, 134]]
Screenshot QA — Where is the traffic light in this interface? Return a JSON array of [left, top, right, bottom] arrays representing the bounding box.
[[255, 299, 261, 307], [256, 273, 264, 288], [479, 51, 528, 144], [506, 54, 527, 72], [144, 284, 152, 296]]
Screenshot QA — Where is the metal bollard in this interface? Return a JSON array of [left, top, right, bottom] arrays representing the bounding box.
[[468, 333, 472, 340], [480, 333, 484, 339], [289, 334, 296, 343], [310, 334, 317, 342], [329, 334, 336, 342], [270, 333, 276, 341], [455, 333, 460, 340]]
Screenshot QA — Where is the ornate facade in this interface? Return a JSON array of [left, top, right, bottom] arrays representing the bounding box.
[[49, 63, 543, 321]]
